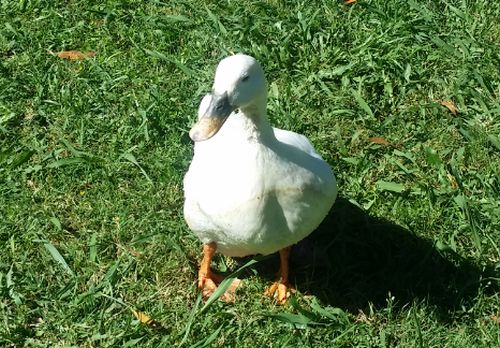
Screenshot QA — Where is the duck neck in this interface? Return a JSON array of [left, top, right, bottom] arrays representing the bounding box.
[[239, 95, 274, 141]]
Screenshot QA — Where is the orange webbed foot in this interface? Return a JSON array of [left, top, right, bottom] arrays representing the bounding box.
[[197, 243, 240, 302], [265, 246, 295, 304], [198, 270, 241, 302], [198, 270, 220, 298], [265, 280, 295, 304]]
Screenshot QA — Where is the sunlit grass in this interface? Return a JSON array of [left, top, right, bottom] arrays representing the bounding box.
[[1, 0, 499, 346]]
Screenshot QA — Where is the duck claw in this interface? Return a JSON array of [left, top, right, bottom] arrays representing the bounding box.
[[265, 281, 295, 304], [198, 272, 241, 303]]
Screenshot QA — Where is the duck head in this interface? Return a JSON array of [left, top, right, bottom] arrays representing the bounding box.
[[189, 54, 267, 142]]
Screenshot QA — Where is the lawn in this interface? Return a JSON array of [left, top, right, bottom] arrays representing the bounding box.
[[1, 0, 499, 346]]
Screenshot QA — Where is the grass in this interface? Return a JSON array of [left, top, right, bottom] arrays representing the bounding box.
[[1, 0, 499, 346]]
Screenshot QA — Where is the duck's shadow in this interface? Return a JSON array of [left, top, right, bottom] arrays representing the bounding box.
[[244, 198, 497, 316]]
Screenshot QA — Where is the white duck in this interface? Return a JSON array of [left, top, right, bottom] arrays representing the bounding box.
[[183, 54, 337, 303]]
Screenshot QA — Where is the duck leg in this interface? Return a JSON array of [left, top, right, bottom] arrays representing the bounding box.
[[198, 242, 224, 298], [198, 242, 240, 301], [265, 246, 294, 304]]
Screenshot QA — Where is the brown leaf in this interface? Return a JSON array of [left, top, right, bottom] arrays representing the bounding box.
[[131, 309, 165, 330], [368, 136, 390, 145], [127, 248, 143, 258], [130, 309, 169, 333], [27, 179, 38, 192], [355, 310, 375, 324], [439, 100, 459, 115], [132, 310, 152, 324], [56, 50, 96, 60], [345, 0, 357, 4], [447, 173, 458, 189], [491, 315, 500, 324]]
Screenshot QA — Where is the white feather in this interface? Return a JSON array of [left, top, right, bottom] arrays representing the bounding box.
[[184, 55, 337, 257]]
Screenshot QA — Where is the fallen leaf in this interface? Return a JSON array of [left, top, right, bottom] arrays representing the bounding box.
[[491, 315, 500, 324], [355, 310, 375, 324], [345, 0, 357, 4], [439, 100, 459, 115], [26, 179, 38, 192], [132, 310, 152, 324], [27, 317, 44, 328], [368, 136, 390, 145], [132, 309, 166, 331], [447, 173, 458, 189], [127, 248, 143, 258], [56, 50, 96, 60]]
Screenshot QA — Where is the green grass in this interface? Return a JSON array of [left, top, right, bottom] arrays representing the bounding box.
[[1, 0, 499, 346]]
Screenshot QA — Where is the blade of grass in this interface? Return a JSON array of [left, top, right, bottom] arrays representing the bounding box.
[[142, 48, 195, 77], [377, 180, 405, 193], [412, 306, 424, 348], [121, 152, 153, 185], [264, 312, 327, 328], [200, 258, 258, 312], [179, 293, 202, 346], [89, 232, 97, 263], [41, 241, 75, 277], [189, 324, 224, 348], [351, 89, 374, 118]]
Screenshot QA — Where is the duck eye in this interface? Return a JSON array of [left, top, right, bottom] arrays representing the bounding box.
[[241, 74, 250, 82]]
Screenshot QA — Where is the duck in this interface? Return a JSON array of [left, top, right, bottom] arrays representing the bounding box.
[[183, 54, 337, 303]]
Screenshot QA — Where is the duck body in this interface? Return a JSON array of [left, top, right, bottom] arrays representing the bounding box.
[[184, 110, 337, 257], [183, 54, 337, 302]]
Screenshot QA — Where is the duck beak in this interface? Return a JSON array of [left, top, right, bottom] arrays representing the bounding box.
[[189, 92, 234, 142]]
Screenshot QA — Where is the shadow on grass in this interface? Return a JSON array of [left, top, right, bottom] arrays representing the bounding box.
[[251, 197, 497, 317]]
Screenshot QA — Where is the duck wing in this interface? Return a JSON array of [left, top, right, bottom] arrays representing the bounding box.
[[273, 128, 323, 160]]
